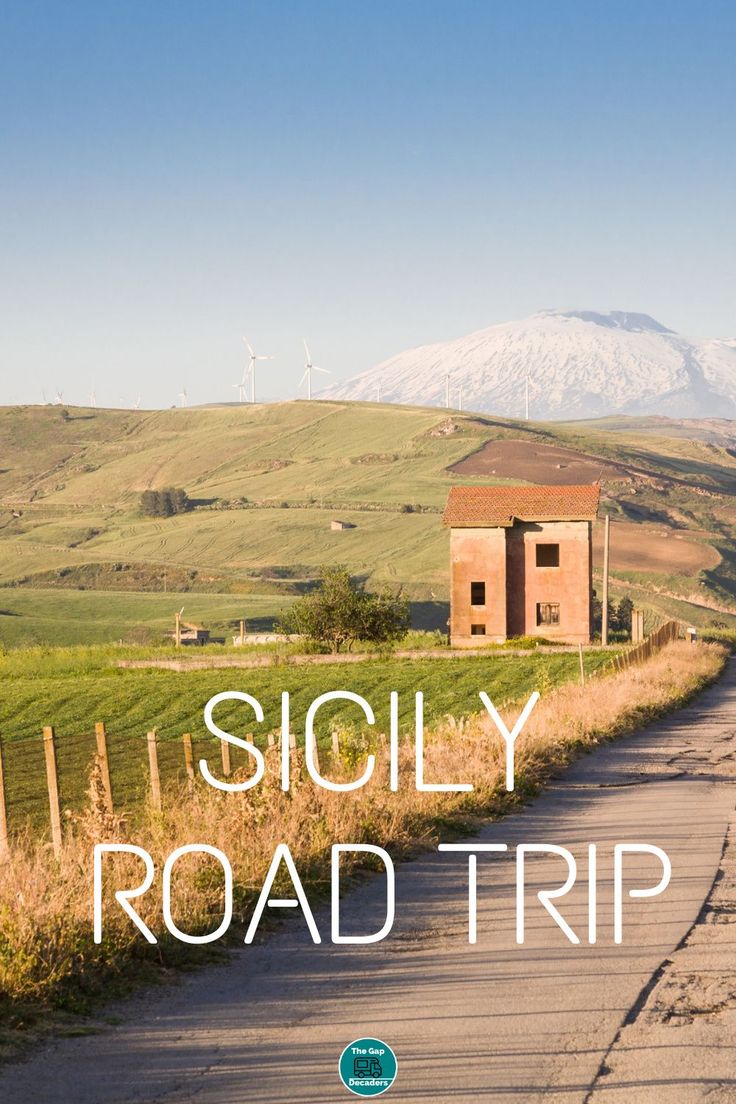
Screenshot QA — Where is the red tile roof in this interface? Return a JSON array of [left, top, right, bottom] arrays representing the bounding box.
[[443, 484, 600, 527]]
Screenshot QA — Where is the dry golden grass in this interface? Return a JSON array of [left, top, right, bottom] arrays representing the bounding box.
[[0, 641, 725, 1025]]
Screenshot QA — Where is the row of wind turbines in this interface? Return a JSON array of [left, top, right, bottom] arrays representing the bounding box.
[[44, 339, 329, 412], [42, 389, 142, 410], [43, 342, 533, 420], [229, 338, 329, 406]]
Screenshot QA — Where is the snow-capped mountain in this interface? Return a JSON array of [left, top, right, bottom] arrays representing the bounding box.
[[323, 310, 736, 420]]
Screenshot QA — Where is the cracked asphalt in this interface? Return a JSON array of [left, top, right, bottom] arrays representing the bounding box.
[[1, 660, 734, 1103]]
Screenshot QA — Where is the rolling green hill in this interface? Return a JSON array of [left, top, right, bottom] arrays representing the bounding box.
[[0, 400, 734, 645]]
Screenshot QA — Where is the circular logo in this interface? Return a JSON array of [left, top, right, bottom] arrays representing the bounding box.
[[338, 1037, 398, 1097]]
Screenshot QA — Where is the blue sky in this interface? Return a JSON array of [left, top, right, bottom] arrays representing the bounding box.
[[1, 1, 734, 407]]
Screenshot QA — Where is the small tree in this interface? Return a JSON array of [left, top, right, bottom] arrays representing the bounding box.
[[140, 487, 192, 517], [278, 566, 409, 653], [614, 596, 634, 634], [168, 487, 191, 514], [592, 595, 635, 638]]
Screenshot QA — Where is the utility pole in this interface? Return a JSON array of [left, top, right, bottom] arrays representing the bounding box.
[[601, 514, 610, 646]]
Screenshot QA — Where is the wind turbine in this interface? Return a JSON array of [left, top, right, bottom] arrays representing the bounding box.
[[457, 383, 463, 412], [179, 387, 188, 408], [376, 382, 382, 403], [89, 390, 97, 409], [243, 339, 274, 404], [300, 340, 330, 399], [233, 364, 248, 403], [133, 395, 142, 411], [525, 369, 530, 421], [54, 390, 64, 405], [445, 373, 451, 409]]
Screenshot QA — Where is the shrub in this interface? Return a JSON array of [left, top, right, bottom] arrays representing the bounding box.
[[277, 566, 410, 653], [592, 595, 635, 636]]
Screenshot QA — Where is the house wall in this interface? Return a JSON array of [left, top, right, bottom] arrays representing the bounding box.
[[449, 527, 507, 645], [508, 520, 592, 643], [449, 519, 593, 646]]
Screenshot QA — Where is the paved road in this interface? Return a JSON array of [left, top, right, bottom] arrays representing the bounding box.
[[2, 662, 735, 1103]]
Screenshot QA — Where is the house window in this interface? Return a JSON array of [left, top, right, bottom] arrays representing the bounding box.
[[470, 581, 486, 606], [470, 624, 486, 636], [536, 543, 560, 567], [537, 602, 560, 626]]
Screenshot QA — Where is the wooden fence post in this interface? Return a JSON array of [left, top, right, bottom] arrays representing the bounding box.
[[0, 736, 9, 861], [221, 738, 232, 777], [94, 722, 114, 816], [331, 730, 340, 758], [43, 726, 63, 857], [147, 729, 162, 811], [182, 732, 195, 786], [267, 732, 275, 749]]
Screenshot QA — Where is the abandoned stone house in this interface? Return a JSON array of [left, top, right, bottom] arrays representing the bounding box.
[[443, 484, 600, 646]]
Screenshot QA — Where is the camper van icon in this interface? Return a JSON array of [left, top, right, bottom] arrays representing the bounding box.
[[339, 1037, 396, 1096], [353, 1056, 383, 1079]]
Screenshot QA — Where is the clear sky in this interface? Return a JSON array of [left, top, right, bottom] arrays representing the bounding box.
[[1, 0, 734, 408]]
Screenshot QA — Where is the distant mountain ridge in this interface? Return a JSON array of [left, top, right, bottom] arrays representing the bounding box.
[[324, 309, 736, 420]]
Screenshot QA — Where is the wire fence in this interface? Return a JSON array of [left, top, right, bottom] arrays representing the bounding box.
[[0, 721, 338, 859]]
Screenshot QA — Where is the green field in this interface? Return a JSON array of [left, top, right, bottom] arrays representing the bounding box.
[[0, 589, 294, 646], [0, 399, 734, 646], [0, 647, 611, 832]]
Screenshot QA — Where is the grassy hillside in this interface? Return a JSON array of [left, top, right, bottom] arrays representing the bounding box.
[[0, 400, 734, 645]]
